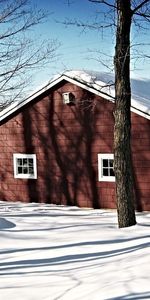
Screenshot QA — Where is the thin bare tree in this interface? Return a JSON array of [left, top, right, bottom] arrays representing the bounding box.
[[0, 0, 59, 108]]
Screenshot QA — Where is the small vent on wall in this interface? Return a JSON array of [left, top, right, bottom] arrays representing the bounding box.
[[62, 92, 75, 105]]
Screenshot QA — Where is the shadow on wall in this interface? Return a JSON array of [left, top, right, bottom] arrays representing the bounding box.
[[22, 109, 39, 202], [22, 85, 148, 211], [0, 84, 147, 210], [131, 117, 150, 212], [21, 88, 101, 208]]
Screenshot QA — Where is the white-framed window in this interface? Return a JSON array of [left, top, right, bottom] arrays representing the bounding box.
[[13, 154, 37, 179], [98, 153, 115, 182]]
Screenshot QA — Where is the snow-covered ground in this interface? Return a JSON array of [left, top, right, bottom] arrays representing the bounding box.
[[0, 201, 150, 300]]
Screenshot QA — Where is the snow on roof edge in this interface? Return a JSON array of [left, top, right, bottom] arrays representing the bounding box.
[[0, 70, 150, 122]]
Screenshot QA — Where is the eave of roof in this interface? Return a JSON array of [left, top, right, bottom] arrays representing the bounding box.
[[0, 72, 149, 122]]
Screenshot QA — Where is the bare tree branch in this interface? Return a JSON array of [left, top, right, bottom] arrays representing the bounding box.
[[0, 0, 59, 106], [89, 0, 116, 9], [132, 0, 150, 14], [63, 18, 114, 30]]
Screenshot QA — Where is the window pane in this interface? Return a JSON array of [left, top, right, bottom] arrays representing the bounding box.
[[103, 168, 109, 176], [110, 168, 115, 176], [102, 159, 114, 177], [28, 158, 33, 166], [103, 159, 108, 167], [23, 167, 28, 174], [18, 167, 23, 174], [23, 158, 27, 166], [29, 167, 34, 175], [109, 159, 114, 168], [17, 158, 22, 166]]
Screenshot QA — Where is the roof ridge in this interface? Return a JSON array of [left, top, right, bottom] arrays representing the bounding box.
[[0, 70, 149, 122]]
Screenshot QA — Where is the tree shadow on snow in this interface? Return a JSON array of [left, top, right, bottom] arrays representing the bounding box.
[[0, 239, 149, 276], [108, 292, 150, 299], [0, 218, 16, 230]]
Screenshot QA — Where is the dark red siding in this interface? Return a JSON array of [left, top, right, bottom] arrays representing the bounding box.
[[0, 80, 149, 210], [131, 113, 150, 211]]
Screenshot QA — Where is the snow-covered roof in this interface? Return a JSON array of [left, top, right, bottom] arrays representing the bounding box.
[[0, 70, 150, 121]]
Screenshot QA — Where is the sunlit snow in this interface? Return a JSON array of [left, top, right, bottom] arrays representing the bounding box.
[[0, 201, 150, 300]]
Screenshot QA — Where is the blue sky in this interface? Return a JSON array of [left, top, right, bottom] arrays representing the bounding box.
[[31, 0, 150, 87]]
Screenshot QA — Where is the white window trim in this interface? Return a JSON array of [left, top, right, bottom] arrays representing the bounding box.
[[98, 153, 115, 182], [13, 153, 37, 179]]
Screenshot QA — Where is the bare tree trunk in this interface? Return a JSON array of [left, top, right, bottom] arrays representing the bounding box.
[[114, 0, 136, 228]]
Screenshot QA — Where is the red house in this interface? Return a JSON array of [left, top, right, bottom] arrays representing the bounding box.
[[0, 70, 150, 210]]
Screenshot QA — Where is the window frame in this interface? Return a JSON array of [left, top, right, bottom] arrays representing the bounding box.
[[98, 153, 115, 182], [13, 153, 37, 179]]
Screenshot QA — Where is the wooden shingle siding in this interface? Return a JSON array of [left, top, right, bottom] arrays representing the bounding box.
[[0, 80, 149, 210]]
